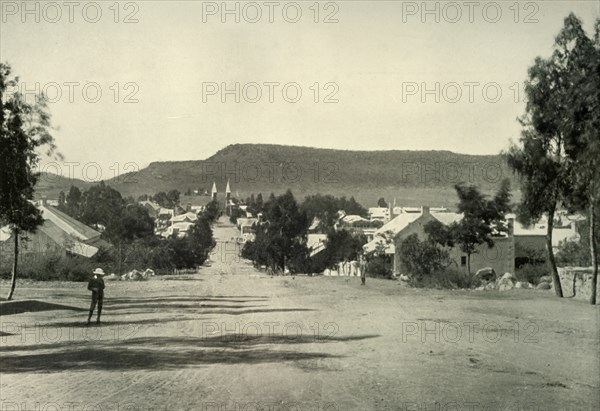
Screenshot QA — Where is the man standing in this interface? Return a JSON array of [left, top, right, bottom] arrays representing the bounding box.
[[87, 268, 105, 325], [359, 256, 366, 285]]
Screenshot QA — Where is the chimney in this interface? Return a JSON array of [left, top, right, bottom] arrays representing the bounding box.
[[422, 205, 430, 215]]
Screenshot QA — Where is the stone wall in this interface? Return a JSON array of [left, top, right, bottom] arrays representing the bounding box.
[[557, 267, 599, 302]]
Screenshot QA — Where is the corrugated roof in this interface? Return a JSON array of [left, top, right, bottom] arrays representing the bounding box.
[[171, 212, 198, 223], [40, 205, 101, 241], [39, 220, 99, 257], [374, 213, 422, 236]]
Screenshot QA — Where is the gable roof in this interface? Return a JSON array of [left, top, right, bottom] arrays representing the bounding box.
[[171, 212, 198, 223], [40, 205, 101, 242], [140, 200, 161, 211], [38, 220, 100, 257], [374, 213, 422, 236], [375, 210, 463, 237]]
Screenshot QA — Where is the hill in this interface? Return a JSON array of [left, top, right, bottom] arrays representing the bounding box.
[[34, 173, 93, 200], [36, 144, 519, 209]]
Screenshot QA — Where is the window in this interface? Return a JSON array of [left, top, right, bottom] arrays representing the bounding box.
[[461, 256, 467, 266]]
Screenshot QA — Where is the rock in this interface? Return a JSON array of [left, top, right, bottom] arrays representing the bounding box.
[[539, 275, 552, 283], [475, 286, 485, 291], [536, 282, 551, 290], [399, 274, 410, 282], [501, 272, 514, 280], [485, 283, 496, 291], [515, 281, 533, 289], [475, 267, 496, 282], [497, 278, 514, 291], [104, 273, 118, 281]]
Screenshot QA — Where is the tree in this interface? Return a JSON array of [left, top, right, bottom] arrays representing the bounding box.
[[301, 194, 368, 232], [506, 14, 599, 298], [57, 191, 66, 211], [152, 191, 169, 207], [79, 182, 125, 236], [229, 206, 241, 225], [65, 185, 82, 218], [560, 17, 600, 303], [399, 234, 451, 278], [0, 63, 58, 300], [426, 180, 512, 275], [264, 190, 309, 272], [313, 229, 366, 273], [203, 200, 220, 223], [170, 217, 215, 268], [245, 190, 310, 273], [167, 189, 180, 208], [112, 204, 155, 242], [377, 197, 388, 208]]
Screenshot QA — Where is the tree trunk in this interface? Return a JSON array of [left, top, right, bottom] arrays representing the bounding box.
[[547, 206, 564, 297], [6, 229, 19, 301], [589, 199, 597, 305], [467, 253, 471, 275]]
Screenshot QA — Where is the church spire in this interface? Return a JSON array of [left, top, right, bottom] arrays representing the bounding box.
[[225, 179, 231, 201]]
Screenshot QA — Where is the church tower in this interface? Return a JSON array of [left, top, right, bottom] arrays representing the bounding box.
[[211, 181, 217, 201]]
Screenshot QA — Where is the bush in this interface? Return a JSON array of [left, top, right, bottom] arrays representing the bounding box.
[[399, 234, 451, 279], [555, 239, 590, 267], [365, 255, 393, 278], [409, 268, 480, 289], [0, 253, 96, 282], [515, 263, 548, 285]]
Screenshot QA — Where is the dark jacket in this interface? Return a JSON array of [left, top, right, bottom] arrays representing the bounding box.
[[88, 276, 105, 294]]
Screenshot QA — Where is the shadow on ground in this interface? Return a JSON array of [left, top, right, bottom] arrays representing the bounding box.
[[0, 333, 379, 373], [0, 300, 87, 316]]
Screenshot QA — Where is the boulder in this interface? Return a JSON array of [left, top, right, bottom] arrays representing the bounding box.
[[399, 274, 410, 282], [515, 281, 533, 289], [485, 283, 496, 291], [538, 275, 552, 283], [497, 277, 514, 291], [475, 267, 496, 282], [104, 273, 119, 281], [536, 282, 551, 290], [475, 286, 485, 291], [501, 272, 514, 280]]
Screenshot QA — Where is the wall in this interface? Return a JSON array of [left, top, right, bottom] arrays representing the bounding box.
[[557, 267, 600, 302], [392, 214, 515, 276], [452, 237, 515, 276]]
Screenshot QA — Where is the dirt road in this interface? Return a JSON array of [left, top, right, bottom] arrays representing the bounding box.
[[1, 219, 599, 411]]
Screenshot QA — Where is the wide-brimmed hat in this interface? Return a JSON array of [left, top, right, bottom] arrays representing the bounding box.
[[93, 268, 105, 275]]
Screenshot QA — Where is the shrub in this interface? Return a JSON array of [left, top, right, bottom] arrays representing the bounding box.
[[555, 239, 590, 267], [399, 234, 451, 279], [365, 255, 393, 278], [0, 253, 96, 282], [515, 263, 548, 285], [409, 268, 480, 289]]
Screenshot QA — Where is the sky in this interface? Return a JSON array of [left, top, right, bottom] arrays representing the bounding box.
[[1, 0, 599, 181]]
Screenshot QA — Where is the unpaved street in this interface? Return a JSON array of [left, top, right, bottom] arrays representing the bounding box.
[[1, 219, 599, 411]]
